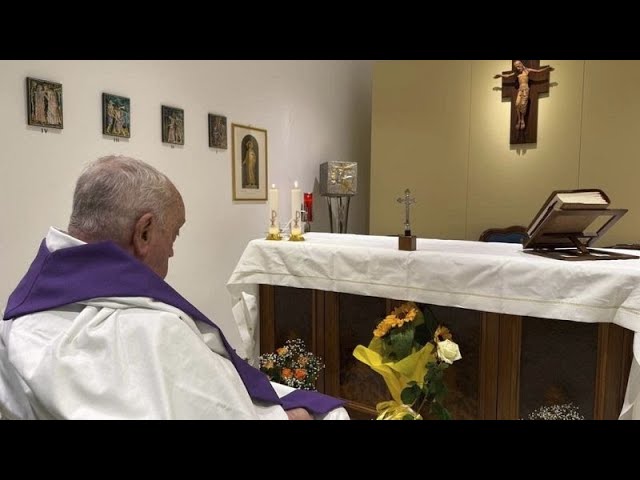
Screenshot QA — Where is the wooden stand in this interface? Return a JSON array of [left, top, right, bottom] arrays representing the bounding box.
[[399, 235, 416, 251], [523, 207, 638, 261]]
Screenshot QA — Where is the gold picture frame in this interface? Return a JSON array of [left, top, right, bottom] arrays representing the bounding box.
[[231, 123, 268, 201]]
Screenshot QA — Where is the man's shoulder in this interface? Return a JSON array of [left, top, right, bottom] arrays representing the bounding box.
[[9, 299, 202, 355], [81, 297, 201, 335], [82, 297, 185, 316], [10, 298, 191, 333]]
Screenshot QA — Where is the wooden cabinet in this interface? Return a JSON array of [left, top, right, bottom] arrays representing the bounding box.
[[259, 285, 633, 420]]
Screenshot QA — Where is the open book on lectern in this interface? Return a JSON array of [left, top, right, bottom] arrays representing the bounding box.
[[523, 189, 639, 261]]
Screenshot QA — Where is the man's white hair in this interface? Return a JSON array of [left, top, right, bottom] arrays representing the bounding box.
[[68, 155, 177, 245]]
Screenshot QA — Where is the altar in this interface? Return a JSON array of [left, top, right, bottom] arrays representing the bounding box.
[[227, 233, 640, 419]]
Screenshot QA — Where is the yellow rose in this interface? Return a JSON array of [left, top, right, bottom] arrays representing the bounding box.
[[436, 339, 462, 364]]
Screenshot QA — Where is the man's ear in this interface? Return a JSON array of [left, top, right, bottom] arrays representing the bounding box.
[[132, 212, 155, 259]]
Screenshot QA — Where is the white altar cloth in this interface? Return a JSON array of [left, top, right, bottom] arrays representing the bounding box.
[[227, 232, 640, 419]]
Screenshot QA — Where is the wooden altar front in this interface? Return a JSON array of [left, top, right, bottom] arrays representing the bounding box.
[[258, 285, 633, 420]]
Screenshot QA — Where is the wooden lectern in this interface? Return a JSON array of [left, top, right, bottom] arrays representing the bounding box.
[[523, 189, 639, 261]]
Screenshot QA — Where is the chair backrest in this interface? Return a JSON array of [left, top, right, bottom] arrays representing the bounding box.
[[479, 225, 529, 244]]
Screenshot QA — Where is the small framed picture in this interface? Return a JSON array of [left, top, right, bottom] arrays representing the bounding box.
[[208, 113, 227, 149], [161, 105, 184, 145], [26, 77, 63, 129], [102, 93, 131, 138], [231, 123, 268, 201]]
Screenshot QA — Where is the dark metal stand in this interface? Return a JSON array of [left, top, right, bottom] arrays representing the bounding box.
[[326, 196, 351, 233]]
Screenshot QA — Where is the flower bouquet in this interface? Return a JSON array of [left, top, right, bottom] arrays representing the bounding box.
[[259, 338, 324, 391], [525, 403, 584, 420], [353, 302, 461, 420]]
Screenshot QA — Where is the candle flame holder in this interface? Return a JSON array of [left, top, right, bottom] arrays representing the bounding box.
[[303, 192, 313, 233]]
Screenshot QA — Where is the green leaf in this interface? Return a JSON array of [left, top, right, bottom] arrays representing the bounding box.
[[433, 385, 448, 403], [386, 324, 415, 360], [440, 408, 452, 420], [430, 401, 442, 416], [432, 403, 451, 420], [425, 365, 441, 385], [430, 380, 442, 394], [401, 383, 421, 405], [421, 382, 429, 395]]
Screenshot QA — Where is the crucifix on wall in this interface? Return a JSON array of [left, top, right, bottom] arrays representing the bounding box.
[[494, 60, 554, 145]]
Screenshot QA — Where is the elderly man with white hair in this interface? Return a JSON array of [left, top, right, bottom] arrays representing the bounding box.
[[0, 155, 348, 420]]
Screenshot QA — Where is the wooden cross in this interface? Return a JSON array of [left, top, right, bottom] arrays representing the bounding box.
[[497, 60, 553, 145]]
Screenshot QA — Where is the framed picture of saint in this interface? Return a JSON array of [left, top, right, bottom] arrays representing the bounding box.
[[161, 105, 184, 145], [231, 123, 267, 201], [102, 93, 131, 138], [27, 77, 63, 129]]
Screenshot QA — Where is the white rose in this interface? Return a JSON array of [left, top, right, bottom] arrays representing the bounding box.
[[437, 339, 462, 364]]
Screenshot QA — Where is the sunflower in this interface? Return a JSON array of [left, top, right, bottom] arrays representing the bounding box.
[[373, 302, 419, 338], [434, 325, 452, 343]]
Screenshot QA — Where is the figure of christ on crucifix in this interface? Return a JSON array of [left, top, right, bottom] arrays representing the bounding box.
[[494, 60, 554, 145]]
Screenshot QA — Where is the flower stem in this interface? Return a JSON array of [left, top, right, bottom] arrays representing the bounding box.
[[416, 392, 429, 415]]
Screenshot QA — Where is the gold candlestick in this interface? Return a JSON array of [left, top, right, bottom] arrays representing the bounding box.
[[288, 212, 305, 241], [266, 210, 282, 241]]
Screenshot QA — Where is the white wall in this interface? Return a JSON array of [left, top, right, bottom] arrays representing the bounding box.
[[0, 60, 372, 350]]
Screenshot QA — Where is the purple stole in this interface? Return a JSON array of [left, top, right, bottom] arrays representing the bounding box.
[[4, 239, 343, 416]]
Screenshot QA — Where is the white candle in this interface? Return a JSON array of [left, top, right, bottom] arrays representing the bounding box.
[[291, 180, 302, 225], [269, 184, 279, 226]]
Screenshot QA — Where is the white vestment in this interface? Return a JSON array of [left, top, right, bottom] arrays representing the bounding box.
[[0, 227, 349, 420]]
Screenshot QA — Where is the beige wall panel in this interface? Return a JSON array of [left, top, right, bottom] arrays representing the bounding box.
[[466, 60, 584, 241], [370, 61, 470, 239], [579, 61, 640, 246]]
